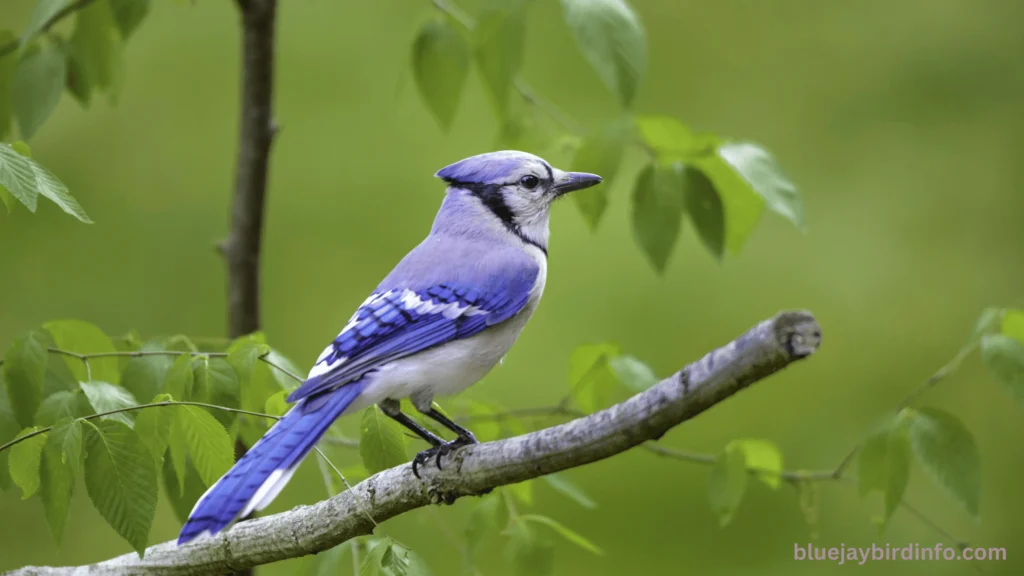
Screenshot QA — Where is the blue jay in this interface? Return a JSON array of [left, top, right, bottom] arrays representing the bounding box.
[[177, 150, 601, 544]]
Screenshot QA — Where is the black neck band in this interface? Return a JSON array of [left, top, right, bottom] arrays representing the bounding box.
[[447, 181, 548, 256]]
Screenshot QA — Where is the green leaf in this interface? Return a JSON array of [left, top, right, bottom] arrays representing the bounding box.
[[0, 182, 13, 213], [1001, 310, 1024, 346], [162, 354, 193, 402], [83, 420, 156, 556], [631, 162, 684, 273], [0, 30, 17, 141], [360, 539, 392, 576], [169, 405, 233, 488], [109, 0, 151, 39], [718, 142, 804, 232], [359, 406, 408, 474], [227, 338, 275, 435], [519, 514, 603, 555], [11, 46, 66, 140], [691, 153, 764, 254], [412, 16, 470, 131], [465, 492, 502, 560], [40, 418, 81, 543], [264, 390, 290, 418], [904, 407, 980, 519], [570, 118, 629, 230], [474, 3, 525, 121], [969, 307, 1003, 343], [161, 453, 207, 525], [134, 394, 173, 462], [35, 390, 83, 427], [503, 520, 554, 576], [69, 0, 123, 104], [45, 320, 118, 383], [80, 381, 138, 426], [381, 543, 432, 576], [0, 382, 21, 491], [682, 164, 725, 259], [21, 0, 69, 43], [981, 334, 1024, 404], [0, 143, 91, 221], [635, 116, 698, 159], [8, 427, 46, 498], [205, 358, 240, 429], [541, 472, 597, 509], [121, 354, 171, 408], [568, 342, 621, 413], [857, 424, 910, 526], [3, 328, 49, 427], [561, 0, 646, 108], [707, 444, 747, 526], [608, 354, 657, 393], [727, 438, 782, 489], [57, 30, 91, 106]]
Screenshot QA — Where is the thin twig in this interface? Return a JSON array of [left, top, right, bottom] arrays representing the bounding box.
[[313, 446, 383, 532], [831, 341, 979, 478], [0, 400, 280, 454], [43, 346, 304, 383]]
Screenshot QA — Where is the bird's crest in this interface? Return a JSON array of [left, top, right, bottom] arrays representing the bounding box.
[[435, 150, 548, 185]]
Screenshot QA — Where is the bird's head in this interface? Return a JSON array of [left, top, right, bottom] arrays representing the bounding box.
[[434, 150, 602, 250]]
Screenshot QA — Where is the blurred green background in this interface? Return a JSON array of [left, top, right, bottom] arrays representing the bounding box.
[[2, 0, 1024, 574]]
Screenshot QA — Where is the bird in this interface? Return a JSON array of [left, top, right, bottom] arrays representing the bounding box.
[[177, 150, 602, 545]]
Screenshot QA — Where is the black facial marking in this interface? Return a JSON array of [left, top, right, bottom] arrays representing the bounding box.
[[446, 180, 548, 256]]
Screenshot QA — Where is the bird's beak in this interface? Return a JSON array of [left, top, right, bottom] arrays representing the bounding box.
[[552, 172, 603, 197]]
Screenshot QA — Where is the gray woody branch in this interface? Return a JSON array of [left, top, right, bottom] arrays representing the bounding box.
[[8, 311, 822, 576]]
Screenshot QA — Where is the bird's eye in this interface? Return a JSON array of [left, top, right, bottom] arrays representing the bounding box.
[[519, 175, 540, 189]]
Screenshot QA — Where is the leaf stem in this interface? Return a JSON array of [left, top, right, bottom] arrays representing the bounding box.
[[831, 340, 979, 479], [20, 346, 305, 382], [0, 0, 99, 59]]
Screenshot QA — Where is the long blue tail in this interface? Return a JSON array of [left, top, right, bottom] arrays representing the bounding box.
[[177, 380, 367, 545]]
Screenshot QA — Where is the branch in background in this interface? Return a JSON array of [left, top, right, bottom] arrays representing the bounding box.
[[220, 0, 279, 339], [6, 311, 822, 575]]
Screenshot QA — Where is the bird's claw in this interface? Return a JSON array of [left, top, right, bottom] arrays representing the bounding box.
[[412, 436, 478, 479]]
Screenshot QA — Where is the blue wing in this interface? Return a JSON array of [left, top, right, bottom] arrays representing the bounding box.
[[287, 273, 538, 403]]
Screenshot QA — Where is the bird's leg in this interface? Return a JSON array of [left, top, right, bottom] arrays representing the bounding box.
[[379, 399, 444, 446], [408, 394, 479, 476], [419, 407, 478, 446]]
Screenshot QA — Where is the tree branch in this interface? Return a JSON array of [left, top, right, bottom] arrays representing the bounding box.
[[7, 311, 822, 576], [221, 0, 278, 339]]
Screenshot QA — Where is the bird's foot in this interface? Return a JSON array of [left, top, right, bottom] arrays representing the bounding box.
[[412, 435, 478, 479]]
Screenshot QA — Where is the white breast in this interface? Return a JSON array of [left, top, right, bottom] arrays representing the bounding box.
[[345, 245, 547, 414]]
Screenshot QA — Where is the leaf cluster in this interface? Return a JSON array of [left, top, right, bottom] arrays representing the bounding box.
[[410, 1, 805, 273]]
